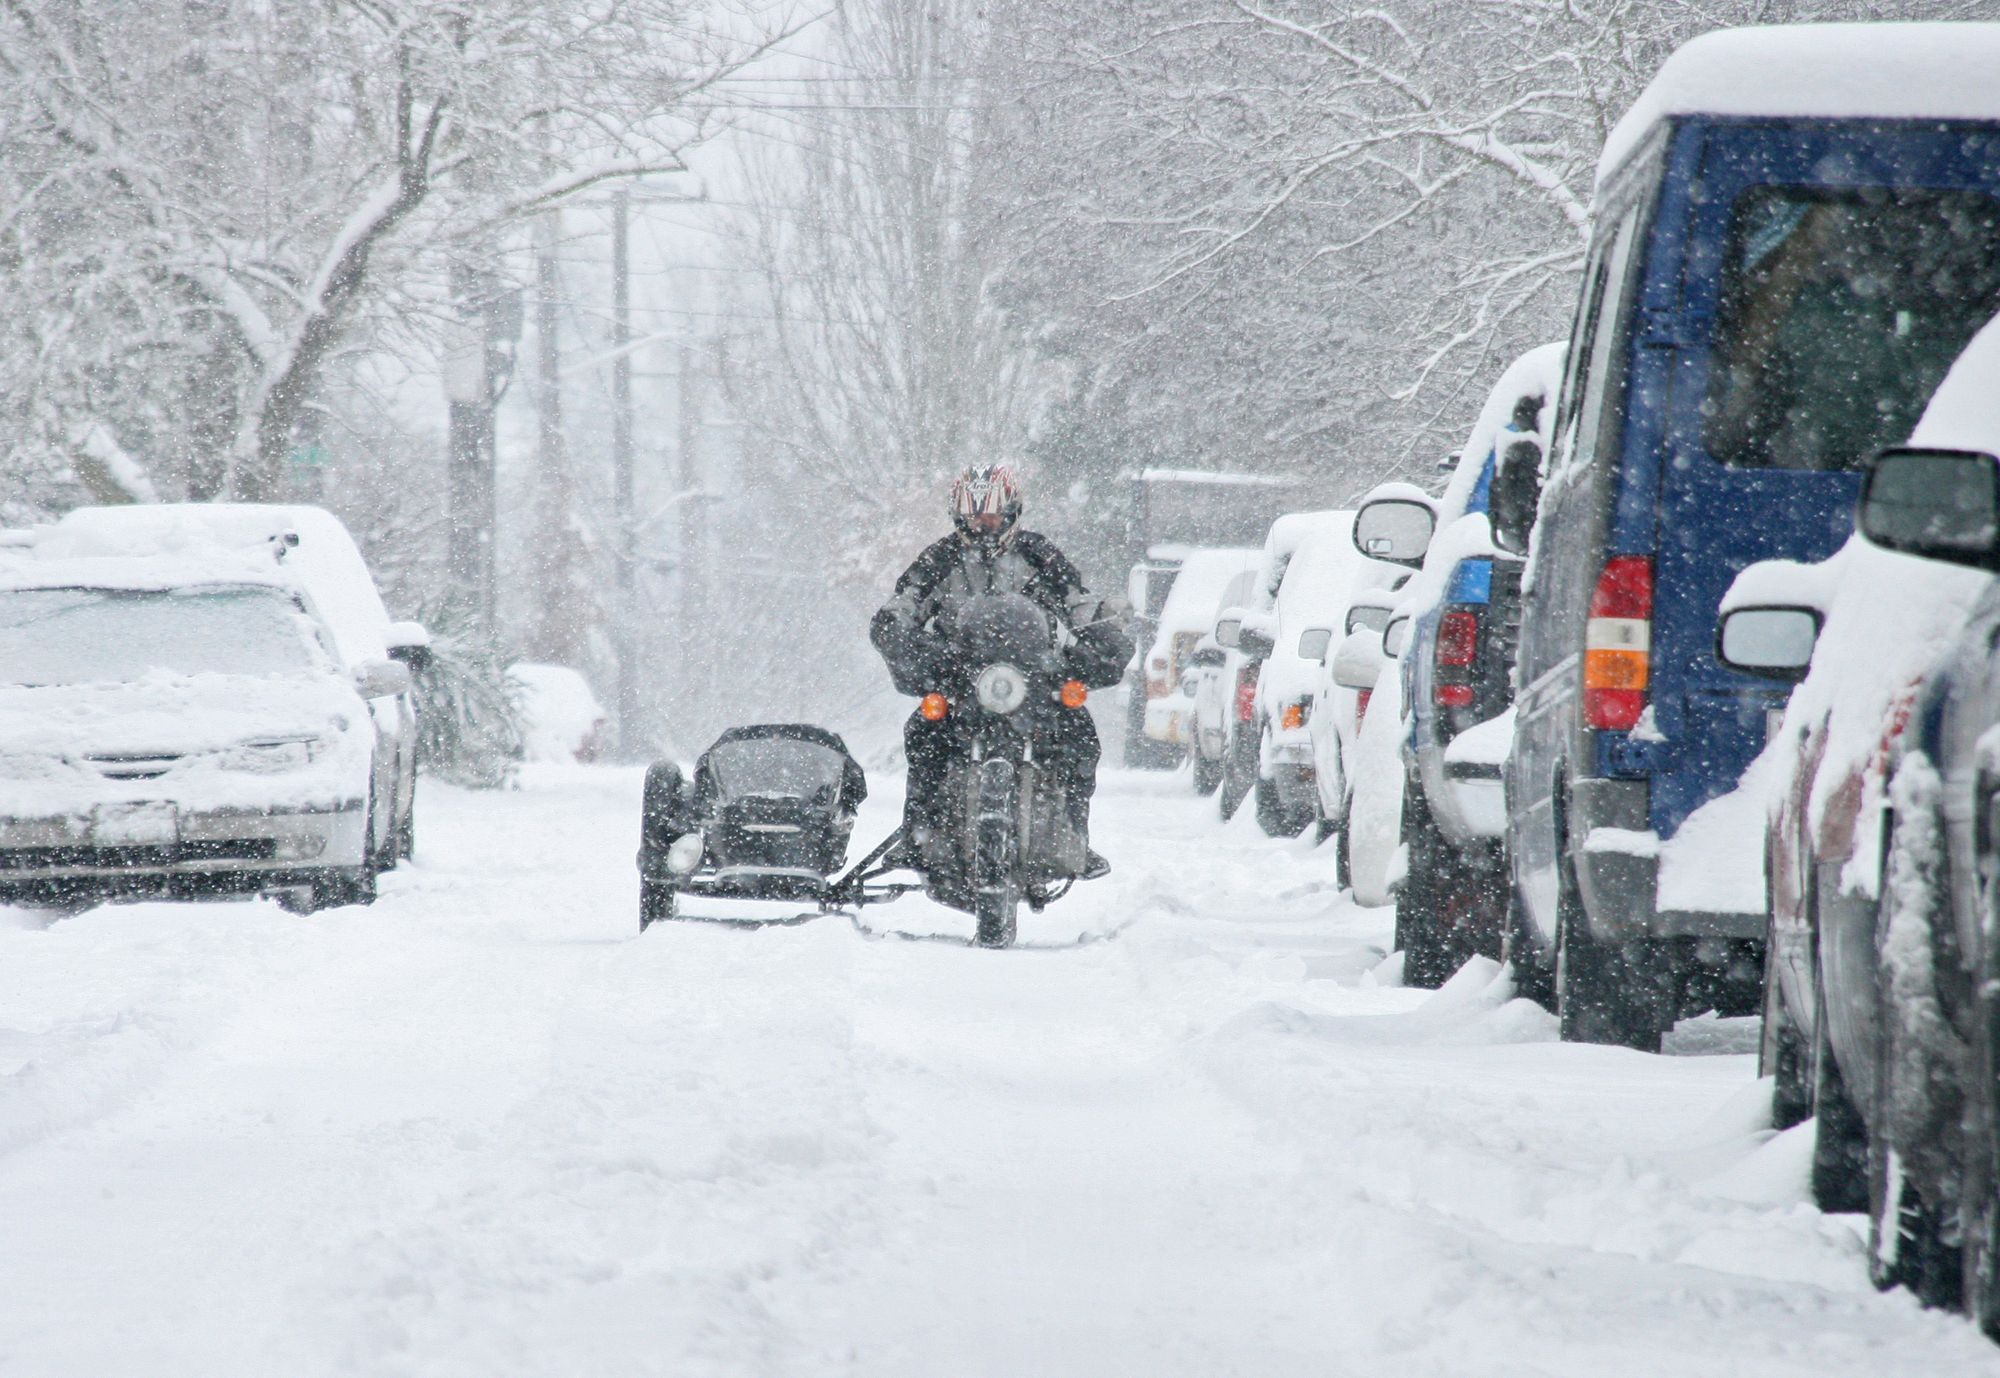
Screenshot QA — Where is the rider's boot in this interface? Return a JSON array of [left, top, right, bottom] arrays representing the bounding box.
[[1069, 793, 1110, 880]]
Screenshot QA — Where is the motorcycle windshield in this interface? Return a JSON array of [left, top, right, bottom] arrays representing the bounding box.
[[948, 594, 1055, 676]]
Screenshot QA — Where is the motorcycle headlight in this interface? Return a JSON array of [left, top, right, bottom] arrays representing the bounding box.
[[974, 663, 1029, 715], [219, 734, 329, 774]]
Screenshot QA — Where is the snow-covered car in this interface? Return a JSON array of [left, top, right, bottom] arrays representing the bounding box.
[[39, 504, 428, 862], [0, 551, 407, 912], [1712, 312, 2000, 1325], [1234, 511, 1400, 836], [1313, 589, 1395, 882], [1191, 569, 1260, 799], [1362, 343, 1564, 987], [509, 663, 609, 763], [1139, 547, 1260, 758], [1344, 612, 1413, 907]]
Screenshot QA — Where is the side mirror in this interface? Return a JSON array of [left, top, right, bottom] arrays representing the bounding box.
[[354, 658, 413, 699], [1353, 498, 1436, 566], [1345, 604, 1389, 636], [1330, 631, 1384, 691], [1236, 610, 1277, 660], [1382, 616, 1411, 659], [385, 620, 434, 673], [1214, 608, 1246, 650], [1489, 437, 1543, 555], [1297, 627, 1333, 664], [1716, 606, 1820, 682], [1859, 447, 2000, 569]]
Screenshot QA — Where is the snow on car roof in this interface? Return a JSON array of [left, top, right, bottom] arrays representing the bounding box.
[[0, 549, 297, 596], [1436, 342, 1565, 526], [1600, 23, 2000, 188], [1137, 467, 1297, 487], [42, 504, 392, 663], [1152, 548, 1261, 639]]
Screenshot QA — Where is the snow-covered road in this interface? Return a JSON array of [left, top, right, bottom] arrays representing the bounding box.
[[3, 766, 1993, 1376]]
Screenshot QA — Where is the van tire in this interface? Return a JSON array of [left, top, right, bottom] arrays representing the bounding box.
[[1504, 888, 1555, 1011], [1555, 863, 1661, 1052]]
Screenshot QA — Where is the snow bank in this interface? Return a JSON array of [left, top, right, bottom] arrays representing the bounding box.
[[1601, 23, 2000, 187], [507, 663, 608, 764]]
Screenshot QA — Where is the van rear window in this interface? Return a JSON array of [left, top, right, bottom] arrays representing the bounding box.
[[1703, 186, 2000, 471]]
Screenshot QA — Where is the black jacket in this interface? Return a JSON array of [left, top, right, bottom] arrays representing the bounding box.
[[872, 530, 1132, 695]]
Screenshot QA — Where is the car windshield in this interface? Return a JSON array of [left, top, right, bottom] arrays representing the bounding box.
[[0, 585, 321, 686], [1703, 185, 2000, 470], [706, 738, 847, 800]]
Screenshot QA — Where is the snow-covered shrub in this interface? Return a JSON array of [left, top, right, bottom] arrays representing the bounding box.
[[411, 601, 522, 789]]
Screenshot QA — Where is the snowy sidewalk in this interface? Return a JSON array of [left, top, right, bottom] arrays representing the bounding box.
[[0, 766, 1989, 1376]]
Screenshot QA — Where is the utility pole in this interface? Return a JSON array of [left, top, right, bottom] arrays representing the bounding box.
[[444, 261, 497, 634], [677, 341, 706, 720], [611, 190, 638, 757], [530, 211, 587, 666], [444, 259, 518, 636]]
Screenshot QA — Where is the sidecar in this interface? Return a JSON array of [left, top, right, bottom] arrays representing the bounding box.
[[636, 724, 867, 928]]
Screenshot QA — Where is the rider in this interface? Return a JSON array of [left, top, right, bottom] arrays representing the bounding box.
[[870, 463, 1131, 878]]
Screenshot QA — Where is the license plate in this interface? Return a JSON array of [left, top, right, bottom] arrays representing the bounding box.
[[92, 802, 178, 846]]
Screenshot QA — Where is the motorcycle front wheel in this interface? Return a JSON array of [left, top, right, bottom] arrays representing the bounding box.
[[973, 756, 1020, 948]]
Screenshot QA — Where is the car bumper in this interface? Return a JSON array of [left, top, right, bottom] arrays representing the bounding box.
[[0, 802, 368, 900], [1415, 745, 1506, 844], [1144, 698, 1196, 745], [1569, 779, 1762, 941]]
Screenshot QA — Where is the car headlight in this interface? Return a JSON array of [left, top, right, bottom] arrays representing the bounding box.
[[667, 831, 706, 874], [219, 734, 331, 774], [974, 663, 1029, 714]]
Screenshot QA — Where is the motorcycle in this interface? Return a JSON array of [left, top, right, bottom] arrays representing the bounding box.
[[891, 592, 1097, 947]]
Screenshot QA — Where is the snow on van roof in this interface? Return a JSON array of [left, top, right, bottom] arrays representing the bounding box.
[[1600, 23, 2000, 188], [43, 504, 392, 664]]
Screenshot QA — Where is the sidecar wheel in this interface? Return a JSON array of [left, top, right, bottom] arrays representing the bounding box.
[[639, 881, 677, 931]]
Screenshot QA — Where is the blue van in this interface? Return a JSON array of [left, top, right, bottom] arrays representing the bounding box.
[[1501, 24, 2000, 1051]]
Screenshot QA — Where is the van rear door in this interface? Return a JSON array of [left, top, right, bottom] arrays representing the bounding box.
[[1645, 119, 2000, 839]]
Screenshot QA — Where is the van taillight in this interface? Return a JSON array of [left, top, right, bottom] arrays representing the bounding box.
[[1584, 555, 1652, 731], [1355, 688, 1372, 726], [1234, 665, 1258, 723]]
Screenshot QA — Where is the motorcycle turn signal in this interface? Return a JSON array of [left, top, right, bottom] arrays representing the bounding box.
[[920, 692, 950, 721], [1059, 680, 1088, 709]]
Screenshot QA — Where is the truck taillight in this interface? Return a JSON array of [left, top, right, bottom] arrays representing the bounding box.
[[1234, 665, 1258, 723], [1584, 555, 1653, 731], [1434, 605, 1481, 709], [1437, 610, 1479, 668]]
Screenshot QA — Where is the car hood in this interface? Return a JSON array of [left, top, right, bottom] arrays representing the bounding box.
[[0, 670, 361, 757], [0, 672, 376, 819]]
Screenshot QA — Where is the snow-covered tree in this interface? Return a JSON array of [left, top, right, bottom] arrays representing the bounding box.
[[0, 0, 789, 508]]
